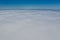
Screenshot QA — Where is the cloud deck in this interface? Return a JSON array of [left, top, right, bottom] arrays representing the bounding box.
[[0, 10, 60, 40]]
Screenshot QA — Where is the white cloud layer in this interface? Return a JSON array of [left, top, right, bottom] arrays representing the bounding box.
[[0, 10, 60, 40]]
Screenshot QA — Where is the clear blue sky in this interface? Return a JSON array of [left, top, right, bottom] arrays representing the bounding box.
[[0, 0, 60, 9]]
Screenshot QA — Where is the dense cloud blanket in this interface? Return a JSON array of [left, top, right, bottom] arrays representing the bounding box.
[[0, 10, 60, 40]]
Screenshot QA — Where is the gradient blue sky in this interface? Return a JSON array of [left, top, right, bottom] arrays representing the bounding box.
[[0, 0, 60, 9]]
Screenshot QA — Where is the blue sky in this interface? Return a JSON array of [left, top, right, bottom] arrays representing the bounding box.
[[0, 0, 60, 9]]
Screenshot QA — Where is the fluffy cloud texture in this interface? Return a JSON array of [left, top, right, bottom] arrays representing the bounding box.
[[0, 10, 60, 40]]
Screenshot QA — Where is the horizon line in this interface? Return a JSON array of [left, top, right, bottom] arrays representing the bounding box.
[[0, 9, 60, 12]]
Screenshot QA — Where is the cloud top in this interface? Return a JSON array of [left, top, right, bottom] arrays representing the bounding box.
[[0, 10, 60, 40]]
